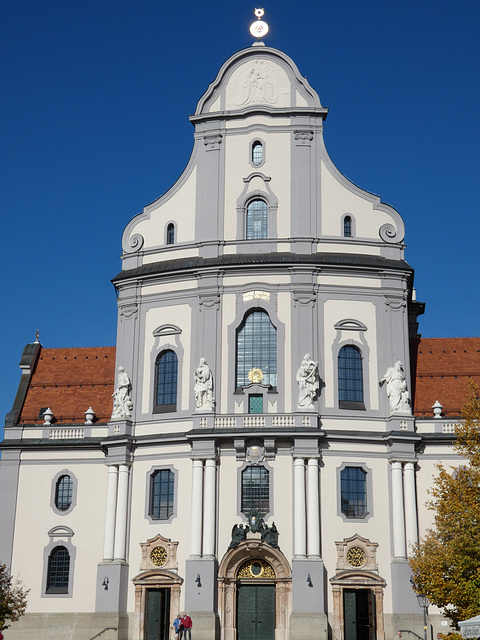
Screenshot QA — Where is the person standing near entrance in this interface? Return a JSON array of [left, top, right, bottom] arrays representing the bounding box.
[[181, 613, 192, 640], [173, 614, 182, 639]]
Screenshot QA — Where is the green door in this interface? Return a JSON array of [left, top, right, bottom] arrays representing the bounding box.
[[237, 584, 275, 640], [344, 589, 375, 640], [145, 588, 171, 640]]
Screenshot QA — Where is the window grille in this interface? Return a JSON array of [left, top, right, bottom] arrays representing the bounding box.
[[338, 345, 363, 404], [166, 223, 175, 245], [237, 311, 277, 387], [252, 141, 263, 166], [242, 466, 269, 517], [246, 199, 268, 239], [344, 216, 352, 237], [55, 475, 73, 512], [340, 467, 367, 518], [156, 350, 178, 409], [149, 469, 175, 520], [46, 546, 70, 593]]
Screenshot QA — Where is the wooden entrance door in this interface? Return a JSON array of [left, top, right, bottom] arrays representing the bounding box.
[[237, 583, 275, 640], [145, 588, 171, 640], [344, 589, 375, 640]]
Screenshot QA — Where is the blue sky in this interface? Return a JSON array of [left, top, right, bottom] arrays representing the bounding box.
[[1, 0, 479, 427]]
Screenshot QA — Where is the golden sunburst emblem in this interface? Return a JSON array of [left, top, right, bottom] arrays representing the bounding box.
[[248, 368, 264, 384]]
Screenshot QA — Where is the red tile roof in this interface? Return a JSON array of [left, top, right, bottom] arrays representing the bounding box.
[[19, 346, 116, 424], [412, 338, 480, 418]]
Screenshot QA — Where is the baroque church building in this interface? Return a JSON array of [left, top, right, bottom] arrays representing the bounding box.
[[1, 34, 474, 640]]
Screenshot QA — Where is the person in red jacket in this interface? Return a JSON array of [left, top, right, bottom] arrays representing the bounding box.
[[181, 613, 192, 640]]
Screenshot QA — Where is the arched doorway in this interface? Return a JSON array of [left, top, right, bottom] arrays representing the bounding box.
[[218, 540, 291, 640]]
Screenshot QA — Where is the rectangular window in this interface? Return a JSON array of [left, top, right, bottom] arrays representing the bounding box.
[[150, 469, 175, 520], [242, 466, 269, 517], [341, 467, 367, 518]]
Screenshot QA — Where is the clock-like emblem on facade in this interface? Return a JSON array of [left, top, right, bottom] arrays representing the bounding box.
[[150, 546, 168, 567], [346, 546, 367, 567], [248, 368, 264, 384]]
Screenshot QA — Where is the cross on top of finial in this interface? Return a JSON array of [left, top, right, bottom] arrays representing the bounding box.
[[250, 8, 269, 40]]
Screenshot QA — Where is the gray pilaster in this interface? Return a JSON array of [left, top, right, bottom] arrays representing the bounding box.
[[185, 557, 218, 613], [95, 561, 129, 613], [391, 558, 421, 613], [0, 449, 21, 569]]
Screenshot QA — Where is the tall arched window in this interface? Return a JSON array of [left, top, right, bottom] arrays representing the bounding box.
[[166, 223, 175, 245], [340, 467, 367, 518], [236, 310, 277, 387], [338, 345, 364, 408], [55, 475, 73, 512], [343, 215, 352, 237], [46, 546, 70, 594], [246, 199, 268, 239], [252, 141, 263, 166], [155, 350, 178, 412]]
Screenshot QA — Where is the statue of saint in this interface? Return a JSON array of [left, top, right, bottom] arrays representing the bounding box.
[[111, 366, 133, 419], [194, 358, 214, 410], [379, 360, 411, 414], [296, 353, 320, 410]]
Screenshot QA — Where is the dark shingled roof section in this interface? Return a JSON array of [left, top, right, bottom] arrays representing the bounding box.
[[112, 252, 413, 283], [19, 346, 116, 424], [412, 337, 480, 418]]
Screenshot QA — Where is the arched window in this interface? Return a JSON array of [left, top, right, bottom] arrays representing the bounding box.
[[149, 469, 175, 520], [338, 345, 364, 408], [252, 141, 263, 166], [343, 215, 352, 237], [246, 199, 268, 240], [236, 310, 277, 387], [340, 467, 367, 518], [46, 546, 70, 594], [166, 223, 175, 245], [55, 475, 72, 512], [241, 466, 270, 517], [155, 350, 178, 412]]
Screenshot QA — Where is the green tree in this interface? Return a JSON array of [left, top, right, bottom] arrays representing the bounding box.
[[410, 379, 480, 626], [0, 564, 29, 631]]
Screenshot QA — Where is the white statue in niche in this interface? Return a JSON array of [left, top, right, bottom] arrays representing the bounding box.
[[296, 353, 320, 411], [379, 360, 411, 414], [111, 366, 133, 420], [194, 358, 214, 411]]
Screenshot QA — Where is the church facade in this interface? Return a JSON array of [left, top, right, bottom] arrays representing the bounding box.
[[0, 41, 470, 640]]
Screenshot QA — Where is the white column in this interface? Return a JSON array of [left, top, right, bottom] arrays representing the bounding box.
[[404, 462, 418, 551], [293, 458, 307, 558], [103, 465, 118, 561], [391, 461, 406, 558], [190, 459, 204, 557], [307, 458, 320, 557], [113, 464, 130, 560], [203, 459, 217, 558]]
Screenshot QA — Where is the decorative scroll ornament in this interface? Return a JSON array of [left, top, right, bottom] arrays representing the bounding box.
[[294, 130, 314, 146], [250, 8, 269, 39], [126, 233, 144, 253], [203, 135, 223, 150], [379, 223, 404, 244]]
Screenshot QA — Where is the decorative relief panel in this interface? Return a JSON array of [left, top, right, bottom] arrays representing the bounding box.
[[140, 533, 178, 571], [226, 60, 290, 109], [335, 534, 378, 572]]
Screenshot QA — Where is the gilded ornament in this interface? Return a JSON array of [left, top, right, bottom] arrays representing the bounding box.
[[150, 546, 168, 567], [248, 368, 264, 384], [237, 559, 275, 578], [347, 546, 367, 567]]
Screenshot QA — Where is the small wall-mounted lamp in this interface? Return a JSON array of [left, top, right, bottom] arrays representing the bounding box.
[[306, 574, 313, 587], [102, 577, 109, 591], [195, 574, 202, 587]]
